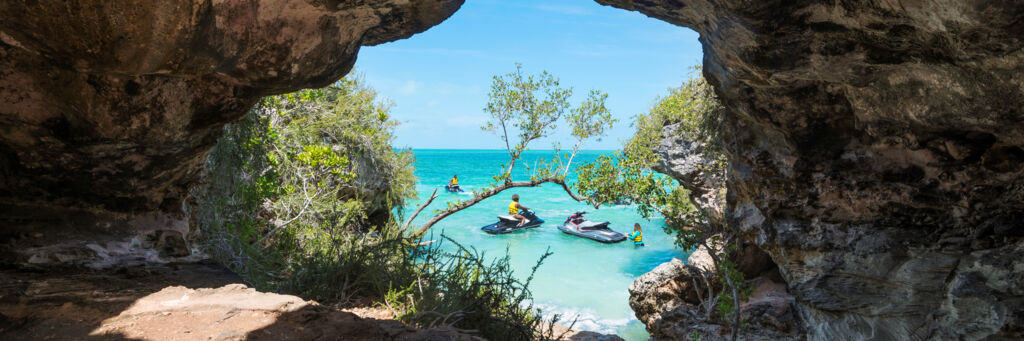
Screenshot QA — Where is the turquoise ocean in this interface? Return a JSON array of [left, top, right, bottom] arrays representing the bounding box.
[[401, 150, 687, 340]]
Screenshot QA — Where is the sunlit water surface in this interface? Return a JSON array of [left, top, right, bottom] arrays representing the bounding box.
[[401, 150, 686, 340]]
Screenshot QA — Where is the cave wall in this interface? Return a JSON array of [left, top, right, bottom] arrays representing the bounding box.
[[596, 0, 1024, 339], [0, 1, 462, 231], [3, 0, 1023, 337]]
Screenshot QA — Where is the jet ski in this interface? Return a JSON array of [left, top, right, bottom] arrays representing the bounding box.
[[445, 184, 463, 193], [557, 211, 627, 243], [481, 209, 544, 234]]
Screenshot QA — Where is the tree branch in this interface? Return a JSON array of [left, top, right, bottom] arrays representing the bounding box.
[[410, 177, 587, 238], [500, 118, 513, 159], [562, 138, 583, 177], [726, 265, 741, 341], [401, 188, 438, 234], [258, 175, 326, 247]]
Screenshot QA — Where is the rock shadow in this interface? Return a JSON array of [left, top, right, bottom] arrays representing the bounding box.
[[0, 260, 242, 340]]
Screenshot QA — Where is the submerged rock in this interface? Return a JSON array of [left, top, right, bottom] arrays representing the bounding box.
[[599, 0, 1024, 339]]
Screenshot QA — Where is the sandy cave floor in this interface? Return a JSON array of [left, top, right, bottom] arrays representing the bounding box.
[[0, 261, 481, 340]]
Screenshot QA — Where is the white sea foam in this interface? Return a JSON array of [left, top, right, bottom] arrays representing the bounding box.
[[532, 302, 632, 335]]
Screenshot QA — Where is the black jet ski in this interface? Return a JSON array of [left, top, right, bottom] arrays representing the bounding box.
[[445, 184, 463, 193], [481, 209, 544, 234], [557, 211, 627, 243]]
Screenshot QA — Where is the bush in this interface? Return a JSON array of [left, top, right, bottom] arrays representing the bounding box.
[[190, 76, 416, 299], [189, 76, 561, 340], [399, 237, 560, 340], [574, 67, 725, 248], [627, 66, 725, 169], [574, 68, 751, 338]]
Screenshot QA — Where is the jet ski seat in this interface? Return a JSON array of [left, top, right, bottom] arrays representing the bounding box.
[[577, 221, 609, 230]]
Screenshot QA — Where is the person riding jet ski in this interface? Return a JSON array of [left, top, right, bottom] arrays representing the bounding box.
[[509, 194, 530, 227], [480, 194, 544, 234], [445, 174, 462, 192]]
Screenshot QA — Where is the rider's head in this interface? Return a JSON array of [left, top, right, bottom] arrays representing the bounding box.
[[512, 194, 520, 202]]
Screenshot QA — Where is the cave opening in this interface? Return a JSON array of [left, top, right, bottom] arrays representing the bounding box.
[[7, 0, 1022, 339]]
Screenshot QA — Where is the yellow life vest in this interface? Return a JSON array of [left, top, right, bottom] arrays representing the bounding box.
[[451, 178, 458, 185], [632, 231, 643, 242], [508, 201, 519, 215]]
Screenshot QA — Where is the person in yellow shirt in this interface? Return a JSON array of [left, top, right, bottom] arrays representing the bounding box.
[[509, 194, 530, 227], [447, 174, 460, 192]]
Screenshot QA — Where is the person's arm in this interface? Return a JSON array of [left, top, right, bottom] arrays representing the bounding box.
[[517, 203, 528, 210]]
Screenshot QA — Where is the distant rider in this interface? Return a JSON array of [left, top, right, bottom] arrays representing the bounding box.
[[628, 223, 644, 247], [509, 194, 530, 227], [448, 174, 460, 192]]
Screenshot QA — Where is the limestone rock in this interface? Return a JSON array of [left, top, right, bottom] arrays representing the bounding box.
[[598, 0, 1024, 339], [0, 0, 463, 230], [628, 255, 801, 340], [653, 123, 723, 197], [742, 276, 800, 336], [653, 123, 727, 228], [628, 258, 693, 328]]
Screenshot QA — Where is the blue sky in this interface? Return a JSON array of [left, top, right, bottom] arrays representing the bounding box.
[[354, 0, 702, 150]]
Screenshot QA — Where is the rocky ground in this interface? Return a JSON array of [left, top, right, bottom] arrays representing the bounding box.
[[0, 260, 620, 340], [4, 0, 1023, 339], [0, 262, 478, 340]]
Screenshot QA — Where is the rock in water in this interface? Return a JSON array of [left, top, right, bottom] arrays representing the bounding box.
[[597, 0, 1024, 339], [628, 251, 801, 340]]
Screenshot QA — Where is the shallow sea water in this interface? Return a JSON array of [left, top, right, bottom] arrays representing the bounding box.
[[402, 150, 687, 340]]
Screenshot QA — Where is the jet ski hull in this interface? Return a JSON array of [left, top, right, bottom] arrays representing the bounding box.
[[481, 210, 543, 234], [481, 218, 544, 234], [557, 223, 627, 243]]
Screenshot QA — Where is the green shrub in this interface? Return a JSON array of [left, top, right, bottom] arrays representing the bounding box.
[[574, 68, 751, 338], [399, 237, 562, 340], [189, 75, 561, 340], [574, 67, 724, 249], [190, 76, 415, 299]]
